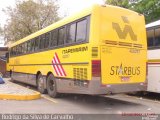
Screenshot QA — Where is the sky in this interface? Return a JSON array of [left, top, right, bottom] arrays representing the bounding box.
[[58, 0, 105, 16], [0, 0, 105, 46], [0, 0, 105, 26]]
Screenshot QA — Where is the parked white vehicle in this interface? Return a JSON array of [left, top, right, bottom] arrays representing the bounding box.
[[147, 20, 160, 93]]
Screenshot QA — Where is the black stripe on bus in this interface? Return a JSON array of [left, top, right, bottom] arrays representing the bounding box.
[[9, 62, 89, 66], [7, 71, 89, 81]]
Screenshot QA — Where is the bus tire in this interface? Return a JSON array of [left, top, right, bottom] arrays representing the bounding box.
[[47, 74, 59, 98], [37, 73, 47, 94]]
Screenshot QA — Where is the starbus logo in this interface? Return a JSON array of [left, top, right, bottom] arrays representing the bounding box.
[[112, 16, 137, 41], [110, 63, 140, 76]]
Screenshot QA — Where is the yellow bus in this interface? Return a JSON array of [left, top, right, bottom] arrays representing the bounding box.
[[6, 4, 147, 97]]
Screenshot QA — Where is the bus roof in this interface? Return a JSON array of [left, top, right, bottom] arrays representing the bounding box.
[[10, 4, 94, 47], [9, 4, 141, 48], [146, 20, 160, 28]]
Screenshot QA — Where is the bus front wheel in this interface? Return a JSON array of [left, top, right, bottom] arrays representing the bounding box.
[[47, 74, 60, 98]]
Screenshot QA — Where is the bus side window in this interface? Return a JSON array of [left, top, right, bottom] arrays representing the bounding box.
[[31, 39, 35, 52], [45, 32, 50, 48], [66, 23, 76, 44], [10, 48, 13, 56], [34, 37, 39, 51], [155, 28, 160, 47], [14, 47, 16, 56], [19, 44, 22, 55], [12, 47, 15, 56], [50, 30, 58, 47], [12, 47, 14, 56], [76, 19, 87, 42], [15, 46, 17, 55], [24, 42, 27, 54], [147, 29, 154, 48], [40, 34, 45, 49], [58, 27, 65, 46], [27, 41, 31, 53], [5, 52, 9, 63], [21, 43, 24, 54], [19, 45, 21, 55], [15, 46, 18, 55], [15, 47, 18, 55]]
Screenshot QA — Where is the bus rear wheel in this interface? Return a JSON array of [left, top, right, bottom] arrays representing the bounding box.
[[37, 73, 47, 94], [47, 74, 60, 98]]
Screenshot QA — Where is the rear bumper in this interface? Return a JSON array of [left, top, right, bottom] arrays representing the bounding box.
[[88, 78, 147, 95], [56, 77, 147, 95]]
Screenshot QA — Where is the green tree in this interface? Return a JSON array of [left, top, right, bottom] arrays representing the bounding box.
[[105, 0, 129, 8], [105, 0, 160, 23], [2, 0, 59, 44], [131, 0, 160, 23]]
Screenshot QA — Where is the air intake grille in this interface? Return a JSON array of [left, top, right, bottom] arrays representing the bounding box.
[[73, 68, 87, 80], [133, 44, 142, 48], [92, 47, 98, 58], [103, 40, 143, 48]]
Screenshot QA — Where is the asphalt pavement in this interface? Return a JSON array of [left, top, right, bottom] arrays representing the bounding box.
[[0, 79, 160, 120]]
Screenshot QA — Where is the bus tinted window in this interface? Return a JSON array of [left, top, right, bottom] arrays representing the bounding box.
[[50, 30, 58, 47], [12, 48, 14, 56], [12, 47, 14, 56], [16, 45, 19, 55], [76, 19, 87, 42], [147, 29, 154, 47], [58, 28, 65, 45], [21, 43, 24, 54], [66, 23, 76, 43], [31, 39, 35, 52], [10, 48, 13, 56], [13, 47, 16, 55], [15, 46, 17, 55], [24, 42, 27, 54], [10, 16, 89, 57], [155, 28, 160, 46], [40, 35, 45, 49], [16, 46, 19, 55], [34, 37, 39, 51], [45, 32, 50, 48], [19, 44, 22, 54], [27, 41, 31, 52]]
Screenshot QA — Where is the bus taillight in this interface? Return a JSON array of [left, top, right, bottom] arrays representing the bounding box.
[[92, 60, 101, 77]]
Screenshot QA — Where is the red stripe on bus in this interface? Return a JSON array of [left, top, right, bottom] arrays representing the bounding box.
[[55, 53, 67, 76], [53, 57, 63, 76], [147, 62, 160, 65], [53, 59, 61, 76], [52, 60, 59, 76]]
